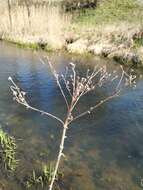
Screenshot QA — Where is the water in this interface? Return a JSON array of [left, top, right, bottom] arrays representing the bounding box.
[[0, 41, 143, 190]]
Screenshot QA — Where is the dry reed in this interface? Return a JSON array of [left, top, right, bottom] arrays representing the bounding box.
[[0, 3, 70, 49]]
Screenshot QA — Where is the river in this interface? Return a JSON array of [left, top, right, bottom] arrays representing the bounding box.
[[0, 42, 143, 190]]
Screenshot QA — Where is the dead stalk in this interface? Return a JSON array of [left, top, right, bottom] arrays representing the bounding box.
[[8, 59, 136, 190]]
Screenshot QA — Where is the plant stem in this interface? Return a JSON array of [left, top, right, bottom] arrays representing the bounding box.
[[49, 103, 74, 190], [49, 120, 68, 190]]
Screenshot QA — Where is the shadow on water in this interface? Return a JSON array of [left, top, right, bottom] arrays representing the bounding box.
[[0, 42, 143, 190]]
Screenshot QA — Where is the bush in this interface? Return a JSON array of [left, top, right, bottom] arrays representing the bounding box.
[[61, 0, 97, 11]]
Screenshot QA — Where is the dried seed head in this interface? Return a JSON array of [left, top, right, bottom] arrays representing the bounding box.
[[69, 62, 75, 69], [8, 76, 12, 81]]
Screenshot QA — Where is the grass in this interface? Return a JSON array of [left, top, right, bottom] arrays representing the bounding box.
[[6, 40, 41, 50], [133, 37, 143, 48], [73, 0, 143, 26], [26, 163, 63, 189], [66, 0, 143, 66], [0, 128, 18, 172]]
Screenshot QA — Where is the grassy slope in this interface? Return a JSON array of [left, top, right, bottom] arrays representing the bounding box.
[[66, 0, 143, 66], [73, 0, 143, 26]]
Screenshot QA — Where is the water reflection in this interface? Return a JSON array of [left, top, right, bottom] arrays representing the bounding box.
[[0, 42, 143, 190]]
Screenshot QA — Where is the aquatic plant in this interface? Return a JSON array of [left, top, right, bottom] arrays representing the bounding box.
[[8, 59, 136, 190], [26, 170, 44, 189], [0, 128, 18, 172], [26, 163, 63, 189]]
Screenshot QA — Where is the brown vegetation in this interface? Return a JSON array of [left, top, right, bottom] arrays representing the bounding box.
[[0, 2, 70, 50]]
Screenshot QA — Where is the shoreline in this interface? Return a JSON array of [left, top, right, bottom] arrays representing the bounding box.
[[0, 0, 142, 68], [2, 32, 143, 69]]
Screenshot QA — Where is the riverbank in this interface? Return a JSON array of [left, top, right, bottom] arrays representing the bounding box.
[[0, 0, 143, 67]]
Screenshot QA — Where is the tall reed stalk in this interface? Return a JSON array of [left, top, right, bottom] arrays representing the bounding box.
[[0, 2, 70, 49]]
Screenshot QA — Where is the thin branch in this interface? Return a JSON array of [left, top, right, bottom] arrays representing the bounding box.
[[71, 68, 105, 109], [69, 62, 76, 95], [40, 58, 69, 110], [26, 105, 64, 126], [72, 90, 120, 123], [61, 74, 72, 97], [8, 77, 64, 126]]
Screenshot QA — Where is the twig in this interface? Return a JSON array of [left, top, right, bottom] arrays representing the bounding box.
[[8, 77, 64, 126], [40, 58, 69, 110], [61, 74, 72, 97], [72, 90, 120, 123]]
